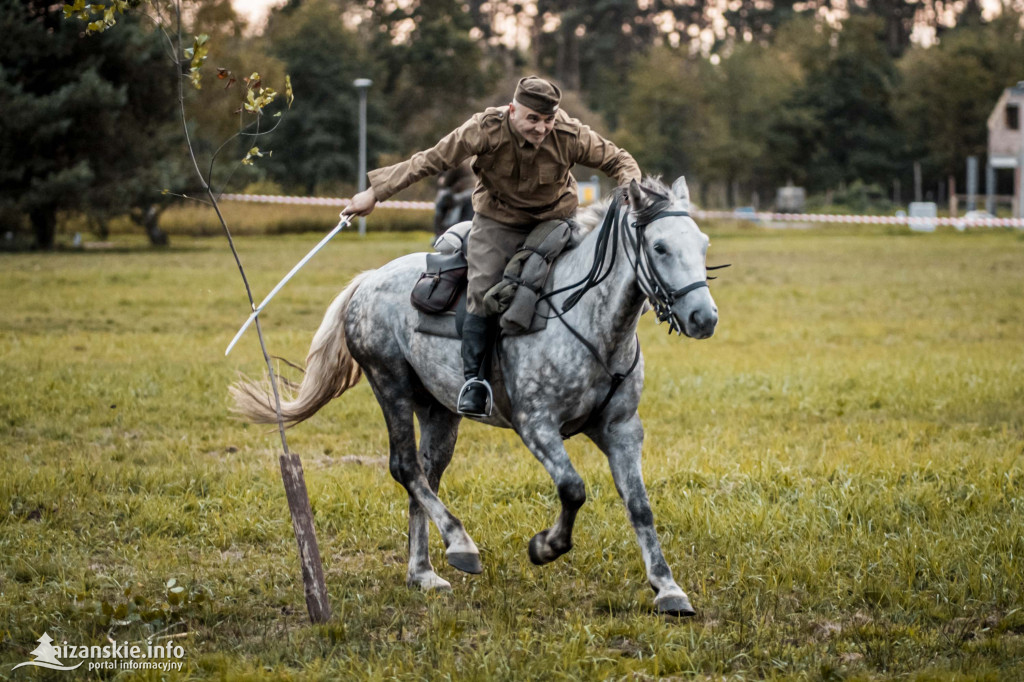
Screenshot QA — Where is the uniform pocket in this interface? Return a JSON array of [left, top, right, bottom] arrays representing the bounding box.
[[483, 156, 515, 178], [538, 166, 559, 185]]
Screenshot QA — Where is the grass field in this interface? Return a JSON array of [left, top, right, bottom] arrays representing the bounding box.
[[2, 224, 1023, 680]]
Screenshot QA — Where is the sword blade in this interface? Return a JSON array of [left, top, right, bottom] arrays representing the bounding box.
[[224, 215, 352, 356]]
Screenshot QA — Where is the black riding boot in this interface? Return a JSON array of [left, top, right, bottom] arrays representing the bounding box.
[[457, 313, 494, 417]]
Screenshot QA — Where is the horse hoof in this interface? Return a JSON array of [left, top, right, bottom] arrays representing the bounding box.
[[528, 532, 550, 565], [447, 552, 483, 574], [407, 573, 453, 592], [656, 594, 696, 618], [528, 531, 571, 565]]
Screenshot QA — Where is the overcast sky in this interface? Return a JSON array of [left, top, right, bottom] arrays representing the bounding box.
[[232, 0, 284, 25]]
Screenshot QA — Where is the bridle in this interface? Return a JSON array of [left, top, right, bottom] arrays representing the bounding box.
[[623, 206, 730, 335], [557, 191, 728, 334], [526, 188, 728, 437]]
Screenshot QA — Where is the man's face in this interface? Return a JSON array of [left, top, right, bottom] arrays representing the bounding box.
[[510, 102, 556, 146]]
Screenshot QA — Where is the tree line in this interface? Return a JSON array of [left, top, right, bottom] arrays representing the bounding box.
[[3, 0, 1023, 247]]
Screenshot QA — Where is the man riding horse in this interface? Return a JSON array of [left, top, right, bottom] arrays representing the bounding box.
[[343, 76, 641, 418]]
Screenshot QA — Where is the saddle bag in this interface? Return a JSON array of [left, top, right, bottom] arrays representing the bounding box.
[[410, 250, 468, 314], [482, 218, 574, 334]]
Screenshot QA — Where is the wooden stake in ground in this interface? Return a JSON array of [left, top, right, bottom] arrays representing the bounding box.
[[280, 453, 331, 623]]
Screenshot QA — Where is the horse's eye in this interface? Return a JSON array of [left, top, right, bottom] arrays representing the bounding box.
[[653, 242, 667, 255]]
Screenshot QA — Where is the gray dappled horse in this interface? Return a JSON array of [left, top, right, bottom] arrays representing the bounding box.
[[232, 177, 720, 616]]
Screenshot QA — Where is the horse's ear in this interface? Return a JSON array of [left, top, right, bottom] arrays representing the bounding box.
[[627, 179, 645, 211], [671, 176, 690, 210]]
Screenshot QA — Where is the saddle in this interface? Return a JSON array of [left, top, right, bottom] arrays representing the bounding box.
[[411, 219, 575, 339]]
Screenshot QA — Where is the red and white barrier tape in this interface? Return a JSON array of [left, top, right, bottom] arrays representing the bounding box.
[[219, 194, 1024, 228], [219, 193, 435, 211], [695, 210, 1024, 229]]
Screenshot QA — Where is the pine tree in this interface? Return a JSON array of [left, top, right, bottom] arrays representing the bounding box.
[[0, 0, 184, 247]]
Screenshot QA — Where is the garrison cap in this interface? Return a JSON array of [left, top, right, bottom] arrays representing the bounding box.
[[514, 76, 561, 115]]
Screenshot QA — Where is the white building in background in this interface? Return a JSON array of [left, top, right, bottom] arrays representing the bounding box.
[[987, 81, 1024, 217]]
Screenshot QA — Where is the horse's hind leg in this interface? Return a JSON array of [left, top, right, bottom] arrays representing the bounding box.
[[363, 364, 482, 576], [589, 414, 695, 617], [406, 400, 462, 591]]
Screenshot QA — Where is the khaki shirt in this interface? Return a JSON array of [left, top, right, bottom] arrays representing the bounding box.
[[367, 106, 641, 226]]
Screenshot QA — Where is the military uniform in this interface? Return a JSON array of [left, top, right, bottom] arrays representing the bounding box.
[[368, 104, 640, 314]]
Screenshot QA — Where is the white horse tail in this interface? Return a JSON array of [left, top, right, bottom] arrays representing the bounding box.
[[230, 271, 370, 427]]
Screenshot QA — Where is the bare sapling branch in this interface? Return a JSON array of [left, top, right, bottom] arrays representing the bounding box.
[[65, 0, 330, 624]]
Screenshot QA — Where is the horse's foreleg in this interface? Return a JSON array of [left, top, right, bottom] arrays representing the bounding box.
[[406, 402, 462, 591], [591, 415, 695, 617], [372, 377, 482, 576], [517, 423, 587, 565]]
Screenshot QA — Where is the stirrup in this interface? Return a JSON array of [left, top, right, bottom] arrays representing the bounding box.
[[457, 378, 493, 418]]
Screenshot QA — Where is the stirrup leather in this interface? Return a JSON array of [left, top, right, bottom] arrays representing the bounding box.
[[457, 378, 493, 418]]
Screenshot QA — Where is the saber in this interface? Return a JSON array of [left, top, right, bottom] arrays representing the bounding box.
[[225, 214, 353, 356]]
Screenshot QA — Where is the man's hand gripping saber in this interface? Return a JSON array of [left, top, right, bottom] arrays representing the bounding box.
[[225, 214, 353, 356]]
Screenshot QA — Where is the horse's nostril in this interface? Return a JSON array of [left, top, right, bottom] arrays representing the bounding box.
[[689, 308, 717, 333]]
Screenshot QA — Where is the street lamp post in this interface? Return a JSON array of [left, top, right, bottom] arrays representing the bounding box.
[[353, 78, 373, 237]]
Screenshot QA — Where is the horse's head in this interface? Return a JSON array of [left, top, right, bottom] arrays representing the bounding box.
[[626, 177, 719, 339]]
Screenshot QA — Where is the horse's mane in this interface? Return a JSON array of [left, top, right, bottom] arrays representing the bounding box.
[[575, 176, 674, 236]]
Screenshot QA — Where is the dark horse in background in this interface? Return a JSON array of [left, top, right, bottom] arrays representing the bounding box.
[[433, 161, 475, 237]]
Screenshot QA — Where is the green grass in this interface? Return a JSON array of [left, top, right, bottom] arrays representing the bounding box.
[[2, 226, 1023, 680]]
